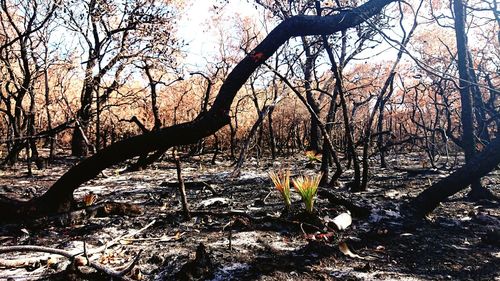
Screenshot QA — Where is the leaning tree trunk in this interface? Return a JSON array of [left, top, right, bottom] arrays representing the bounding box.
[[269, 65, 343, 183], [321, 33, 361, 190], [0, 0, 398, 221], [453, 0, 489, 199], [408, 136, 500, 218]]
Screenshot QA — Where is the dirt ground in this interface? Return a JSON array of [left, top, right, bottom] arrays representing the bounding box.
[[0, 151, 499, 281]]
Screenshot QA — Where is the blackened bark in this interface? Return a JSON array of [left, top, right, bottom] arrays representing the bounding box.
[[144, 64, 162, 131], [321, 34, 360, 190], [359, 74, 395, 191], [268, 108, 277, 160], [377, 101, 387, 168], [4, 115, 228, 219], [269, 65, 343, 183], [408, 136, 500, 218], [453, 0, 485, 198], [302, 38, 321, 152], [71, 65, 96, 157], [319, 90, 338, 184]]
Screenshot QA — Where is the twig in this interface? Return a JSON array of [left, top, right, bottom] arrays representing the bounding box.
[[201, 181, 219, 196], [121, 232, 185, 242], [83, 241, 89, 265], [299, 223, 307, 236], [117, 249, 143, 276], [100, 220, 156, 253], [262, 191, 272, 203]]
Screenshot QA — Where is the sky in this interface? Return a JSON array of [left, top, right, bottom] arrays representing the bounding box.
[[174, 0, 496, 83], [176, 0, 261, 69], [175, 0, 403, 73]]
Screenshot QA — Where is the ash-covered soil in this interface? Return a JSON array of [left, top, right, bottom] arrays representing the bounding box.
[[0, 152, 498, 280]]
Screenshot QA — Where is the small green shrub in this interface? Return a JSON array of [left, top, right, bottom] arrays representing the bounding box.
[[292, 173, 322, 214], [269, 170, 291, 209]]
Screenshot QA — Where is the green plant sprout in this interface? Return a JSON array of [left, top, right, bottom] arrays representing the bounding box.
[[305, 150, 322, 163], [292, 173, 322, 214], [269, 170, 291, 209]]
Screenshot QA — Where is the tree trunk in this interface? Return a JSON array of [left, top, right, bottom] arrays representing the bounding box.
[[321, 33, 361, 190], [71, 58, 97, 157], [233, 105, 274, 176], [453, 0, 489, 199], [320, 89, 338, 184], [43, 66, 54, 160], [268, 108, 277, 160], [408, 136, 500, 218], [302, 37, 321, 152], [174, 150, 190, 220]]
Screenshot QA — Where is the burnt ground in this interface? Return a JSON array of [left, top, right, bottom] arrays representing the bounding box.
[[0, 151, 499, 281]]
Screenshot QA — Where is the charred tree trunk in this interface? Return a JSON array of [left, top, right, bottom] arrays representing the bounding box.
[[408, 136, 500, 218], [358, 0, 421, 191], [229, 119, 237, 160], [360, 74, 395, 191], [71, 71, 96, 157], [269, 65, 343, 184], [302, 38, 321, 152], [321, 33, 360, 189], [211, 134, 219, 165], [453, 0, 491, 199], [268, 107, 277, 160], [319, 90, 338, 183], [377, 98, 388, 168], [43, 64, 55, 161]]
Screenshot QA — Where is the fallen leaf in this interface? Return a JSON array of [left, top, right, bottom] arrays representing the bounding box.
[[339, 242, 375, 260]]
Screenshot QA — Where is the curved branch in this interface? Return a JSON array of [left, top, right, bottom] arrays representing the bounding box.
[[0, 0, 397, 220]]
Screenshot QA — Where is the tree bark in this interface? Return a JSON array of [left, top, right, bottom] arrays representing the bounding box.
[[174, 150, 190, 220], [453, 0, 487, 199], [302, 38, 321, 152], [408, 136, 500, 218], [321, 34, 361, 190]]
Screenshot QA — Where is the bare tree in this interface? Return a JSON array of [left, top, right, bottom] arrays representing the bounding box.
[[64, 0, 178, 156], [0, 0, 58, 168]]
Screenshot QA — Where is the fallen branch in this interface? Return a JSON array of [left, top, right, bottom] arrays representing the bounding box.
[[0, 245, 139, 281], [0, 256, 46, 268], [0, 221, 155, 279], [29, 202, 144, 227]]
